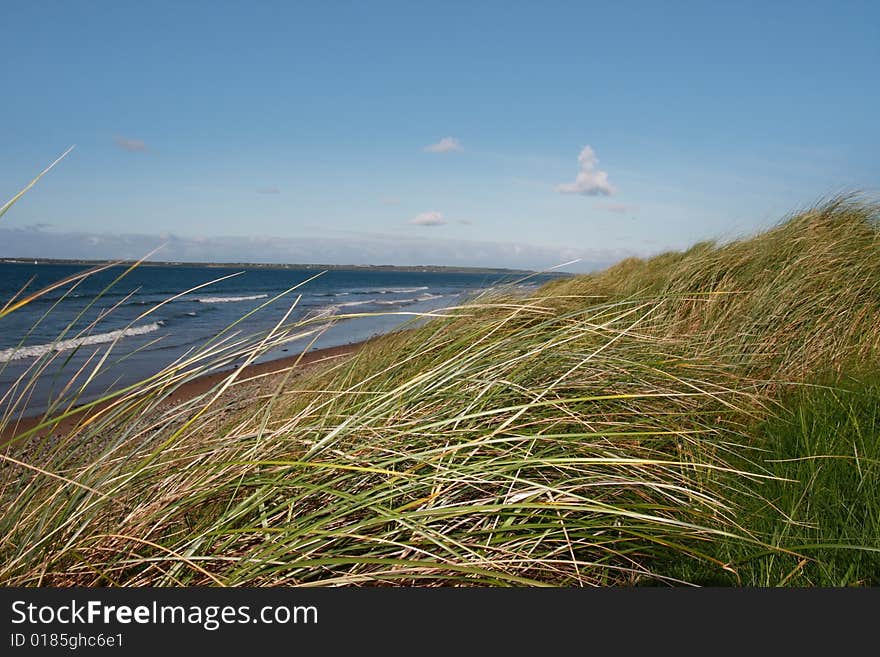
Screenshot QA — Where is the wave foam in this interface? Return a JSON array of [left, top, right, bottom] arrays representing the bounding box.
[[375, 293, 443, 306], [0, 322, 164, 363], [309, 299, 375, 318], [374, 286, 429, 294], [379, 286, 428, 294], [337, 299, 378, 308], [195, 294, 269, 304], [350, 286, 430, 295]]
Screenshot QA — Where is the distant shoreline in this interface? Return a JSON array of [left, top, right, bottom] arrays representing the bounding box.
[[0, 258, 559, 277]]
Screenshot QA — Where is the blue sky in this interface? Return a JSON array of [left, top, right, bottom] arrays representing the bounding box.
[[1, 1, 878, 270]]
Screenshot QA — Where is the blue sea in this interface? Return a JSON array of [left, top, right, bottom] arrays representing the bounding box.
[[0, 262, 558, 416]]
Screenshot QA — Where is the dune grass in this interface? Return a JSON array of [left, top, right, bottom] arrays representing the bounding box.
[[1, 195, 879, 586]]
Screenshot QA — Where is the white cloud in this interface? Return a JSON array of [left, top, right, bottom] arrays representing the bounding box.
[[409, 211, 446, 226], [113, 135, 146, 152], [423, 137, 463, 153], [256, 186, 281, 194], [557, 145, 615, 196]]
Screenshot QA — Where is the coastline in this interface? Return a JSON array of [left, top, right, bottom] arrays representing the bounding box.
[[0, 258, 541, 276], [1, 340, 365, 442]]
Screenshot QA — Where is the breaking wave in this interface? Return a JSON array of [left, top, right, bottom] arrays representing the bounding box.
[[309, 299, 374, 317], [337, 299, 379, 308], [375, 293, 443, 306], [349, 286, 430, 295], [0, 322, 164, 363], [194, 294, 269, 304], [312, 293, 444, 316], [376, 286, 429, 294]]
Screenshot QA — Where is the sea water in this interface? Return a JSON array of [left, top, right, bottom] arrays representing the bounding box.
[[0, 262, 558, 415]]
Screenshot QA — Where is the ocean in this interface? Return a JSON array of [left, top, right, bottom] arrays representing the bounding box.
[[0, 262, 558, 416]]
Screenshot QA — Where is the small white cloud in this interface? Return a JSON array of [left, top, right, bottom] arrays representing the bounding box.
[[409, 211, 446, 226], [423, 137, 463, 153], [557, 145, 615, 196], [113, 135, 146, 152], [257, 186, 281, 194]]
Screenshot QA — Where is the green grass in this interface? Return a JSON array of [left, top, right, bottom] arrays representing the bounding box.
[[1, 193, 879, 586], [664, 376, 880, 586]]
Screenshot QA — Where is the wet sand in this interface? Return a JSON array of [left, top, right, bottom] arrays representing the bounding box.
[[1, 341, 364, 442]]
